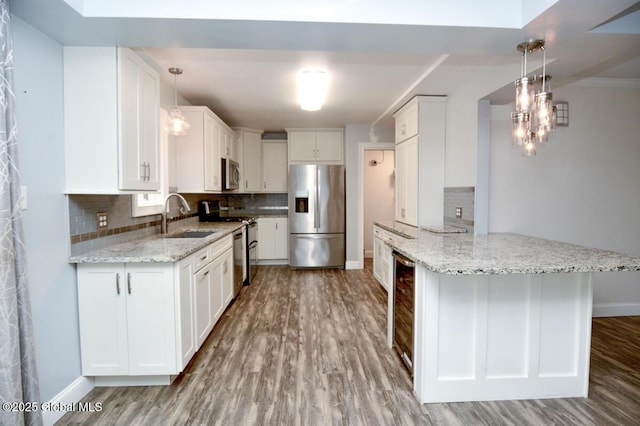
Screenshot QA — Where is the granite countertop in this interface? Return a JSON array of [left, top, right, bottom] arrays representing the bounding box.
[[69, 222, 244, 264], [374, 220, 640, 275]]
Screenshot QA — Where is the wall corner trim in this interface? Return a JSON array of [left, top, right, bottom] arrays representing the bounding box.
[[42, 376, 95, 426]]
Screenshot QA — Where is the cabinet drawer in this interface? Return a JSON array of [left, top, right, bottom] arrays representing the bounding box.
[[193, 246, 212, 272], [395, 102, 418, 143], [209, 234, 233, 259]]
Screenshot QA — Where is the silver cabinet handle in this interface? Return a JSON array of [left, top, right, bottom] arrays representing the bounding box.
[[201, 255, 207, 261], [203, 270, 209, 277], [245, 180, 248, 189], [223, 261, 228, 274], [127, 272, 132, 294], [141, 162, 150, 181], [116, 273, 121, 295], [401, 123, 407, 135], [264, 181, 267, 189]]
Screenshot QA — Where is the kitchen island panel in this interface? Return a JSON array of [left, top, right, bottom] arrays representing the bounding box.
[[415, 270, 592, 403]]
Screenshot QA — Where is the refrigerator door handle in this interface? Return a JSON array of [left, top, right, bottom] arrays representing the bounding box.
[[315, 166, 320, 230]]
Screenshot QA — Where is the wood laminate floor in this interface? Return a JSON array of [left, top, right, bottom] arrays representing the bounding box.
[[58, 262, 640, 425]]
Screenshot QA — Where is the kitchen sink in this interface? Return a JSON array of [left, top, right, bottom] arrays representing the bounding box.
[[165, 230, 217, 239]]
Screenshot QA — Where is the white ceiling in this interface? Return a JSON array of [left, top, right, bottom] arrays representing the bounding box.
[[10, 0, 640, 131]]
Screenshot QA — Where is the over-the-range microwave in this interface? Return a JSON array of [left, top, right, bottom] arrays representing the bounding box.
[[221, 158, 240, 191]]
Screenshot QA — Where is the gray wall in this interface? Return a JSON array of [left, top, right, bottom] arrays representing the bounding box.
[[13, 17, 81, 401], [489, 83, 640, 315], [344, 124, 394, 265]]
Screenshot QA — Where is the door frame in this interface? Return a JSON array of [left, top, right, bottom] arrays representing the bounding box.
[[357, 142, 395, 269]]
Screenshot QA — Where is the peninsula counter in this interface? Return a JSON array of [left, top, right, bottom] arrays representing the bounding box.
[[375, 220, 640, 403]]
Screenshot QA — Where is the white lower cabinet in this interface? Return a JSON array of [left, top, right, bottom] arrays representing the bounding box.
[[77, 263, 176, 376], [257, 217, 288, 261], [373, 226, 392, 292], [76, 234, 234, 383], [194, 260, 216, 348]]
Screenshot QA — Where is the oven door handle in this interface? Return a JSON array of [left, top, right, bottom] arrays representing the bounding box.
[[248, 241, 258, 249]]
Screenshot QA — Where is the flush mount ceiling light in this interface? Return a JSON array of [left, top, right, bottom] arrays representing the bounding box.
[[165, 67, 190, 136], [297, 69, 329, 111], [511, 39, 557, 156]]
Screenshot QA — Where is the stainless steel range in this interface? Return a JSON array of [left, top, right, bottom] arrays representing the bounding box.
[[198, 200, 258, 292]]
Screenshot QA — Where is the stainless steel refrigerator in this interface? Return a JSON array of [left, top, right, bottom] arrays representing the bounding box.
[[289, 164, 345, 268]]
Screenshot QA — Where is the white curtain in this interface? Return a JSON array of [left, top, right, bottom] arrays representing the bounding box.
[[0, 1, 42, 425]]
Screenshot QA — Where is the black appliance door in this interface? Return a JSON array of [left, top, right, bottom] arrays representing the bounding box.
[[393, 251, 415, 375]]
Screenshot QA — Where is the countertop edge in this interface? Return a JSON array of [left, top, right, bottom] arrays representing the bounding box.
[[375, 222, 640, 276], [68, 222, 245, 264]]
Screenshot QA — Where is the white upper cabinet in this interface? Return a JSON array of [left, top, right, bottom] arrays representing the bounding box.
[[393, 96, 446, 227], [175, 106, 234, 192], [64, 47, 160, 193], [262, 139, 288, 192], [236, 128, 264, 192], [287, 128, 344, 164]]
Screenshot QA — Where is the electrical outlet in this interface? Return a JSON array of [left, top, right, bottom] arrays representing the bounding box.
[[455, 207, 463, 218], [97, 212, 108, 228]]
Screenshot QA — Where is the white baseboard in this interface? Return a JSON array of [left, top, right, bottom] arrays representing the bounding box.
[[345, 260, 361, 270], [42, 376, 94, 426], [592, 302, 640, 317], [364, 250, 373, 258]]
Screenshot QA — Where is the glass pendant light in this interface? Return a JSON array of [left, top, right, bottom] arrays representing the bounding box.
[[511, 112, 530, 146], [166, 67, 190, 136], [511, 39, 557, 155]]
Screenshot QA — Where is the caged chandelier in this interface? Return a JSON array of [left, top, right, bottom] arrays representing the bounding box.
[[511, 39, 556, 156]]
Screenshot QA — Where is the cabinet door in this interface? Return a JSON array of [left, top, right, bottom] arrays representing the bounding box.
[[395, 136, 418, 226], [395, 142, 406, 223], [176, 110, 204, 192], [210, 256, 225, 324], [194, 263, 213, 348], [257, 218, 276, 260], [226, 129, 238, 162], [404, 136, 419, 226], [263, 141, 288, 192], [243, 132, 263, 192], [221, 248, 234, 307], [178, 258, 196, 371], [274, 218, 289, 259], [204, 116, 221, 191], [125, 264, 176, 375], [288, 132, 317, 162], [118, 48, 160, 191], [316, 131, 343, 163], [373, 236, 383, 283], [77, 264, 128, 376], [381, 244, 391, 292]]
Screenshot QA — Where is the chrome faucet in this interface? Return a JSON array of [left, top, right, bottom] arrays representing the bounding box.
[[162, 193, 191, 234]]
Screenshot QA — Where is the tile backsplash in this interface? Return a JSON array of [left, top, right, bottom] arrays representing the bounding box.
[[69, 192, 288, 255], [443, 187, 475, 232]]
